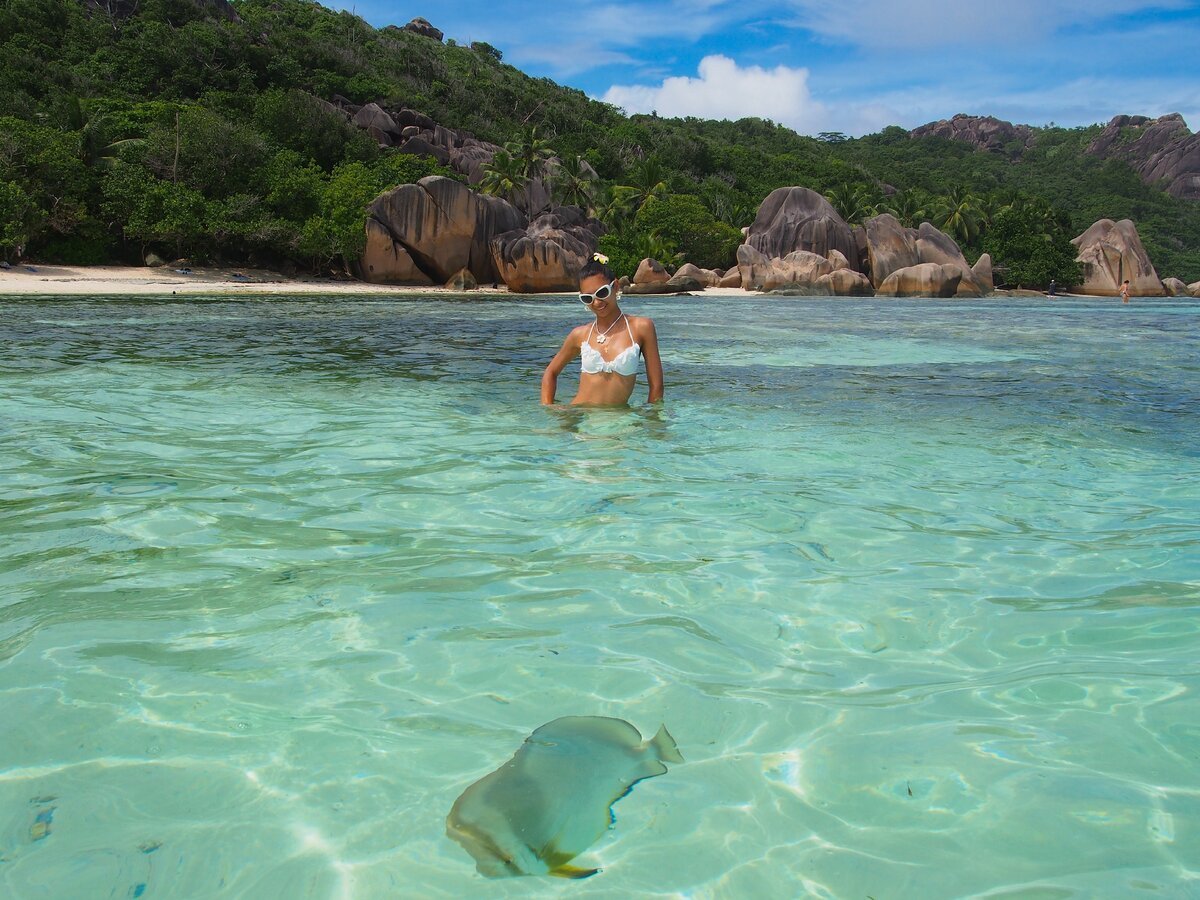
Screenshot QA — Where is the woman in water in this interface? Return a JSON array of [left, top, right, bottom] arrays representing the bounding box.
[[541, 254, 663, 406]]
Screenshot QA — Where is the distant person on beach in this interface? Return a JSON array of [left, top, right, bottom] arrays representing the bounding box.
[[541, 254, 663, 407], [1048, 279, 1058, 296], [1120, 279, 1131, 303]]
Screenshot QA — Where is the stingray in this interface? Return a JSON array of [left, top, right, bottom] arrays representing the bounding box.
[[446, 715, 683, 879]]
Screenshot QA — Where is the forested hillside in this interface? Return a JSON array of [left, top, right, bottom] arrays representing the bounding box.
[[2, 0, 1198, 282]]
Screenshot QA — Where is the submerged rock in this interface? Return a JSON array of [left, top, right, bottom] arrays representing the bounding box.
[[446, 716, 682, 879]]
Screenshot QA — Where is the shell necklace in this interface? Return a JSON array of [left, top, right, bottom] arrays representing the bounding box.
[[593, 313, 625, 345]]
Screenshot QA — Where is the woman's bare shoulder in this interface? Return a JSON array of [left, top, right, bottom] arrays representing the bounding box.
[[628, 315, 658, 337]]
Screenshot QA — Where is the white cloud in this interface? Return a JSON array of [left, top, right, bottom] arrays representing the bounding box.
[[601, 55, 903, 135], [603, 55, 825, 128]]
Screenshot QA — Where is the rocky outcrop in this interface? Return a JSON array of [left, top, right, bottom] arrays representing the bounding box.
[[818, 269, 874, 296], [1162, 277, 1189, 297], [353, 103, 402, 144], [915, 222, 984, 296], [1190, 281, 1200, 297], [826, 249, 850, 271], [910, 114, 1035, 154], [876, 263, 962, 298], [737, 245, 833, 292], [362, 176, 524, 285], [718, 268, 742, 288], [360, 219, 433, 285], [339, 105, 573, 215], [1086, 114, 1200, 200], [745, 187, 857, 265], [490, 206, 604, 293], [634, 258, 670, 284], [864, 214, 918, 287], [402, 17, 443, 41], [1070, 219, 1164, 296], [674, 263, 720, 287], [445, 268, 477, 291], [971, 253, 994, 293]]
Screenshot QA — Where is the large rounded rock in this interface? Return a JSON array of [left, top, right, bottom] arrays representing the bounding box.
[[444, 268, 477, 291], [718, 268, 742, 288], [876, 263, 962, 298], [360, 219, 433, 284], [827, 249, 850, 272], [353, 103, 401, 140], [818, 269, 874, 296], [402, 17, 443, 41], [746, 187, 857, 266], [363, 176, 525, 285], [738, 245, 832, 292], [1071, 219, 1163, 296], [971, 253, 994, 293], [490, 206, 604, 293], [1189, 280, 1200, 297], [864, 214, 919, 287], [674, 262, 720, 287], [1162, 276, 1189, 296], [915, 222, 983, 296], [634, 258, 670, 284]]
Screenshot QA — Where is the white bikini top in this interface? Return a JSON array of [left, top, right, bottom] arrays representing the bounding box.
[[580, 316, 641, 376]]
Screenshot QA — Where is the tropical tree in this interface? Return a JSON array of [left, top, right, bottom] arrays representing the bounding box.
[[934, 186, 982, 246], [551, 154, 595, 209], [478, 149, 528, 205], [503, 126, 554, 182], [614, 156, 668, 215], [592, 184, 634, 226], [883, 189, 931, 228], [824, 182, 880, 224], [633, 229, 684, 268]]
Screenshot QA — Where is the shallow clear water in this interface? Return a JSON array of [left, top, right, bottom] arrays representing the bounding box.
[[1, 294, 1198, 899]]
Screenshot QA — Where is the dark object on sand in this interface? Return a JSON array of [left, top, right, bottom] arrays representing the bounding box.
[[446, 716, 682, 879]]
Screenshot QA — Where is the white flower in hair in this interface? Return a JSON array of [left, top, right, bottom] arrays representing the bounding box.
[[593, 253, 609, 264]]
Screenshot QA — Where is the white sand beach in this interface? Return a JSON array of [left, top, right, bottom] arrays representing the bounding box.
[[0, 264, 767, 298]]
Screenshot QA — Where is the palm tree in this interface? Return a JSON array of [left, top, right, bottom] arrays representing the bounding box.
[[633, 229, 684, 268], [479, 150, 528, 205], [67, 96, 145, 170], [934, 186, 982, 246], [614, 156, 668, 215], [551, 154, 595, 209], [503, 127, 555, 182], [883, 190, 931, 228], [824, 182, 880, 224], [591, 184, 634, 226]]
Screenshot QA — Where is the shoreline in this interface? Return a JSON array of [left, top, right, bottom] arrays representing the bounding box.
[[0, 264, 1186, 300]]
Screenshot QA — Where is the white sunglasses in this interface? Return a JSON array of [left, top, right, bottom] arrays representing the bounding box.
[[578, 280, 616, 304]]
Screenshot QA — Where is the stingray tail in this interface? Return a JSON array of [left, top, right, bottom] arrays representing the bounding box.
[[550, 864, 600, 879], [650, 724, 684, 764]]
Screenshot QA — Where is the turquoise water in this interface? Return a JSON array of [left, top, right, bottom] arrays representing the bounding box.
[[1, 294, 1198, 898]]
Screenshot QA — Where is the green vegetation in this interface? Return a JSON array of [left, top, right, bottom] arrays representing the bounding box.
[[1, 0, 1197, 283]]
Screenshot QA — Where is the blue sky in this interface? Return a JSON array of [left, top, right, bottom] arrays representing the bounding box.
[[328, 0, 1200, 136]]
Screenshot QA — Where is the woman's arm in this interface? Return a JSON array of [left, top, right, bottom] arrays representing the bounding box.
[[639, 318, 664, 403], [541, 329, 582, 405]]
